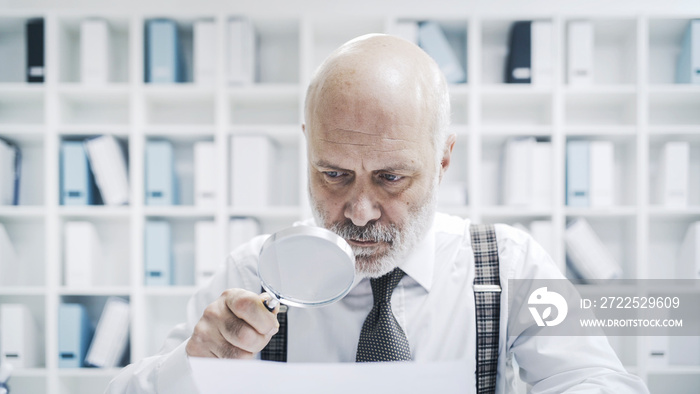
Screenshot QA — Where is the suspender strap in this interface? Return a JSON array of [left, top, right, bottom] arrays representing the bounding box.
[[260, 295, 288, 362], [470, 224, 502, 394]]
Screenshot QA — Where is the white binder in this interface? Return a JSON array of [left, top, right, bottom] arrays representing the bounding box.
[[228, 18, 256, 85], [567, 21, 594, 85], [531, 141, 552, 207], [229, 217, 260, 252], [501, 137, 535, 206], [678, 221, 700, 279], [85, 297, 130, 368], [195, 220, 218, 286], [84, 135, 130, 206], [565, 218, 622, 281], [194, 20, 216, 85], [658, 141, 689, 207], [0, 304, 38, 368], [64, 221, 102, 287], [531, 20, 553, 85], [230, 135, 273, 207], [194, 141, 217, 207], [80, 19, 111, 84]]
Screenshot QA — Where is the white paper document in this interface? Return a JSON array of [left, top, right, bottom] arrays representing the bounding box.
[[190, 358, 469, 394]]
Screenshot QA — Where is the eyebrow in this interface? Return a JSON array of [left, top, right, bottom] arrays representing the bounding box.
[[312, 159, 419, 174]]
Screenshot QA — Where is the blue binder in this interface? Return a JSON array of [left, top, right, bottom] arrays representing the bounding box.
[[676, 20, 700, 84], [145, 221, 173, 286], [58, 303, 92, 368], [145, 140, 178, 205], [61, 141, 95, 205], [145, 19, 183, 83], [566, 140, 590, 207], [505, 21, 532, 83]]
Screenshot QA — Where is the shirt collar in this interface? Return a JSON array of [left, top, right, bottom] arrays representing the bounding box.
[[296, 217, 436, 293]]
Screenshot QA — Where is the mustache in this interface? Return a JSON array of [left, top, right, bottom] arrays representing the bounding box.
[[329, 220, 399, 244]]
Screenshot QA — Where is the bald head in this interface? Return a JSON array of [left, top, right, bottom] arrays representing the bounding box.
[[304, 34, 451, 157]]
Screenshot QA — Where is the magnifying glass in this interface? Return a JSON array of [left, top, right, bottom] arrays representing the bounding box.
[[258, 225, 356, 310]]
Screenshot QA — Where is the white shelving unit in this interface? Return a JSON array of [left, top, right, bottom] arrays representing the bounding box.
[[1, 8, 699, 393]]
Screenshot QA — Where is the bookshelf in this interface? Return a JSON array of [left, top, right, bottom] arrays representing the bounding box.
[[0, 7, 699, 393]]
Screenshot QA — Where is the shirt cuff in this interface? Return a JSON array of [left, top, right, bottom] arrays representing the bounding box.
[[156, 340, 199, 394]]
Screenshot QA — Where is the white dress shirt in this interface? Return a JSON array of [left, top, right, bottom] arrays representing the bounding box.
[[107, 213, 649, 393]]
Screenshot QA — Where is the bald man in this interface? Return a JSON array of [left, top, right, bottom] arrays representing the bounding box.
[[108, 35, 648, 393]]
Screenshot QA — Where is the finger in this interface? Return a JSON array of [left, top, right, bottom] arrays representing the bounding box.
[[217, 305, 277, 353], [223, 289, 280, 336]]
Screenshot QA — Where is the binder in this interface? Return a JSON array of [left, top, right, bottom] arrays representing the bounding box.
[[0, 138, 20, 205], [60, 141, 95, 206], [417, 22, 466, 84], [80, 19, 111, 84], [194, 20, 216, 85], [565, 218, 623, 281], [567, 21, 594, 85], [144, 221, 173, 286], [145, 19, 183, 83], [229, 217, 260, 251], [0, 223, 19, 286], [501, 137, 535, 206], [195, 221, 218, 286], [64, 221, 102, 288], [589, 141, 615, 207], [531, 21, 553, 85], [194, 141, 216, 207], [58, 303, 92, 368], [25, 18, 44, 83], [678, 221, 700, 279], [230, 135, 273, 207], [0, 304, 38, 368], [531, 141, 552, 207], [85, 297, 130, 368], [649, 335, 670, 367], [658, 141, 689, 207], [228, 17, 256, 85], [566, 140, 590, 207], [675, 19, 700, 84], [145, 140, 177, 206], [388, 20, 418, 44], [84, 135, 130, 206], [505, 21, 531, 83]]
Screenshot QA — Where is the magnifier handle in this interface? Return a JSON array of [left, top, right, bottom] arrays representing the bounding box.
[[263, 293, 280, 312]]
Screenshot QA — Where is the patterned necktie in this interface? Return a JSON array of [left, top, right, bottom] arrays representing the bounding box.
[[356, 267, 411, 362]]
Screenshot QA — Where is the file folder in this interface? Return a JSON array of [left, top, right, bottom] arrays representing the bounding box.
[[505, 21, 531, 83], [61, 141, 95, 206], [418, 22, 466, 84], [145, 221, 173, 286], [501, 137, 535, 206], [566, 141, 590, 207], [84, 135, 130, 206], [145, 140, 178, 206], [658, 141, 689, 207], [25, 18, 44, 83], [0, 304, 38, 368], [58, 303, 92, 368], [85, 297, 130, 368], [589, 141, 614, 207], [81, 19, 111, 84], [145, 19, 183, 83]]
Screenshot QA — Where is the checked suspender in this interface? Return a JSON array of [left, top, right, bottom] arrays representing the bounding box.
[[261, 224, 502, 393]]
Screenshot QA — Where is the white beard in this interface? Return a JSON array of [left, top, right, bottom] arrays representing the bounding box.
[[310, 178, 438, 279]]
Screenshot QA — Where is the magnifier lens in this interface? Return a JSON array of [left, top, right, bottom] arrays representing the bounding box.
[[258, 226, 355, 308]]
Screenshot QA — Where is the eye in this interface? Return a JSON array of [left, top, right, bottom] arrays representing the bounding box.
[[323, 171, 346, 179], [380, 173, 403, 182]]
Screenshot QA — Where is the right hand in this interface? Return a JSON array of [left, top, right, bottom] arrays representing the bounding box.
[[186, 288, 280, 359]]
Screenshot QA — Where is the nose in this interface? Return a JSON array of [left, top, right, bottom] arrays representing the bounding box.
[[344, 188, 381, 227]]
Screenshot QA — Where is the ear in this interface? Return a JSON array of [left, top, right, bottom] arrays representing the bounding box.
[[438, 134, 457, 183]]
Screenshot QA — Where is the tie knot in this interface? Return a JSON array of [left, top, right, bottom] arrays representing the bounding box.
[[369, 268, 405, 304]]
